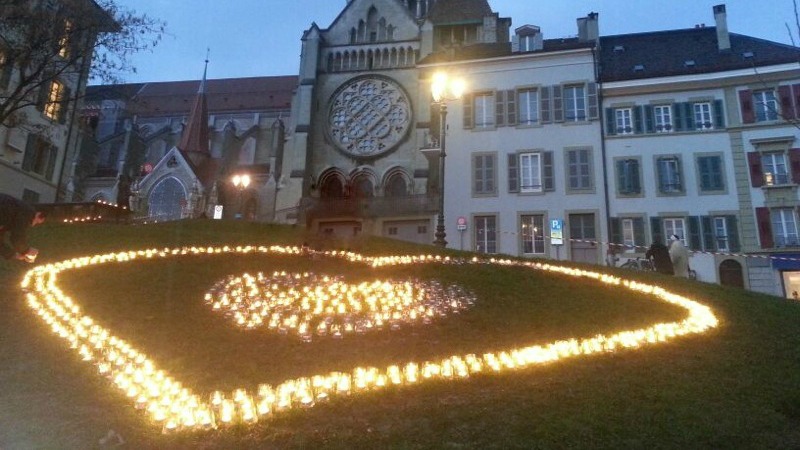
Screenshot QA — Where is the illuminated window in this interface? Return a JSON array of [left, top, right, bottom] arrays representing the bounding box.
[[43, 80, 64, 121], [59, 19, 73, 58], [520, 214, 545, 254], [761, 152, 789, 185]]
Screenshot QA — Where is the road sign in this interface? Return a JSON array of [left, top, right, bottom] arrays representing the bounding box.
[[213, 205, 223, 220], [457, 216, 467, 231], [550, 218, 564, 245]]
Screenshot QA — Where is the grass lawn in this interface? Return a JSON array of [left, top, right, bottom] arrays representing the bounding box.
[[2, 220, 800, 449]]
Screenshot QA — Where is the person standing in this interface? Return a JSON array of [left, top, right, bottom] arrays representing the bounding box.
[[0, 193, 46, 263], [645, 241, 674, 275], [668, 234, 690, 278]]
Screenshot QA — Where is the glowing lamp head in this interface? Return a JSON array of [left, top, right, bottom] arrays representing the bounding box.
[[431, 72, 465, 102], [232, 174, 251, 189]]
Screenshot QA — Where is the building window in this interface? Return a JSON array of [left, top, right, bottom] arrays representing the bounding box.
[[43, 80, 65, 121], [714, 217, 730, 252], [616, 158, 641, 195], [388, 227, 398, 236], [472, 153, 496, 195], [654, 105, 673, 132], [753, 90, 778, 122], [663, 218, 687, 246], [566, 148, 592, 191], [417, 225, 427, 234], [519, 152, 542, 193], [693, 102, 713, 130], [657, 156, 683, 194], [475, 215, 497, 254], [762, 152, 789, 185], [474, 93, 495, 127], [22, 134, 57, 180], [697, 155, 725, 192], [622, 218, 636, 252], [615, 108, 633, 134], [22, 189, 40, 205], [518, 89, 539, 125], [58, 19, 73, 58], [520, 214, 545, 255], [563, 85, 586, 121], [772, 208, 799, 247]]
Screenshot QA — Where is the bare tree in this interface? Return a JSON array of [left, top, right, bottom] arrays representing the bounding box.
[[0, 0, 164, 129]]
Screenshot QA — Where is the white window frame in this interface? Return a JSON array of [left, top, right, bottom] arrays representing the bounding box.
[[474, 93, 495, 127], [762, 152, 789, 186], [475, 215, 497, 254], [654, 105, 673, 133], [713, 217, 729, 252], [518, 89, 539, 125], [664, 218, 687, 246], [519, 152, 542, 193], [657, 156, 682, 194], [563, 85, 586, 122], [693, 102, 713, 130], [521, 214, 545, 255], [772, 208, 799, 247], [753, 90, 778, 122], [622, 218, 636, 253], [615, 108, 633, 134], [43, 80, 64, 121]]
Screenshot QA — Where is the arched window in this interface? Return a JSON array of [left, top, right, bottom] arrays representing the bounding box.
[[321, 177, 345, 198], [350, 27, 357, 44], [358, 20, 365, 43], [378, 18, 387, 41], [352, 175, 374, 198], [367, 7, 378, 42], [327, 53, 334, 72], [387, 25, 394, 41], [385, 173, 408, 197], [148, 177, 186, 221]]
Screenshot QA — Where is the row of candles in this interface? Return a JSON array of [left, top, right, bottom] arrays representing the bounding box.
[[205, 271, 475, 341], [21, 245, 718, 433]]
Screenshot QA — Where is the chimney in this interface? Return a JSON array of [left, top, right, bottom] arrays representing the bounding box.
[[713, 4, 730, 51], [577, 12, 599, 43]]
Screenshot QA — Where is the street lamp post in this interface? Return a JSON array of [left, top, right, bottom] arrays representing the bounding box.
[[430, 72, 465, 247], [231, 173, 251, 219]]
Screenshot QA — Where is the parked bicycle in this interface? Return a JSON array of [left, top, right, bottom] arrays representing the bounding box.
[[619, 257, 654, 271]]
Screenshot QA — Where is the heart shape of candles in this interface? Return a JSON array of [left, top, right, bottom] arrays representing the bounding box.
[[20, 245, 718, 433]]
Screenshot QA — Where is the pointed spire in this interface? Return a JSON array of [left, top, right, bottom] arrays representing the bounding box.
[[178, 52, 211, 162]]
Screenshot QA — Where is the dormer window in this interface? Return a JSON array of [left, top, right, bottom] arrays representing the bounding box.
[[633, 64, 645, 72], [613, 45, 625, 53], [684, 60, 696, 67], [743, 51, 754, 59]]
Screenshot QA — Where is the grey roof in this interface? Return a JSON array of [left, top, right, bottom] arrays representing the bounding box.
[[600, 27, 800, 82], [426, 0, 493, 24]]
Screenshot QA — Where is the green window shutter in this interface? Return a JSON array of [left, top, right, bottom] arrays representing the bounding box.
[[22, 134, 37, 171], [58, 85, 71, 124], [45, 144, 57, 180], [630, 159, 641, 194], [610, 217, 622, 250], [726, 215, 740, 252], [508, 153, 519, 193], [615, 159, 625, 193], [701, 216, 715, 250], [684, 103, 695, 130], [473, 154, 483, 193], [587, 82, 599, 119], [540, 86, 552, 123], [552, 85, 563, 122], [644, 105, 654, 133], [495, 90, 506, 127], [688, 216, 702, 250], [506, 90, 517, 125], [605, 108, 616, 136], [674, 102, 684, 131], [543, 151, 554, 191], [713, 99, 725, 129], [633, 105, 644, 134], [650, 216, 664, 245], [633, 218, 646, 249], [462, 93, 473, 129]]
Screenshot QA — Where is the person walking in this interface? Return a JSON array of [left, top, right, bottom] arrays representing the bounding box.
[[0, 193, 45, 263], [645, 241, 674, 275], [668, 234, 690, 278]]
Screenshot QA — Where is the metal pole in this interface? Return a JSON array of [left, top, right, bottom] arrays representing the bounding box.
[[433, 102, 447, 247]]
